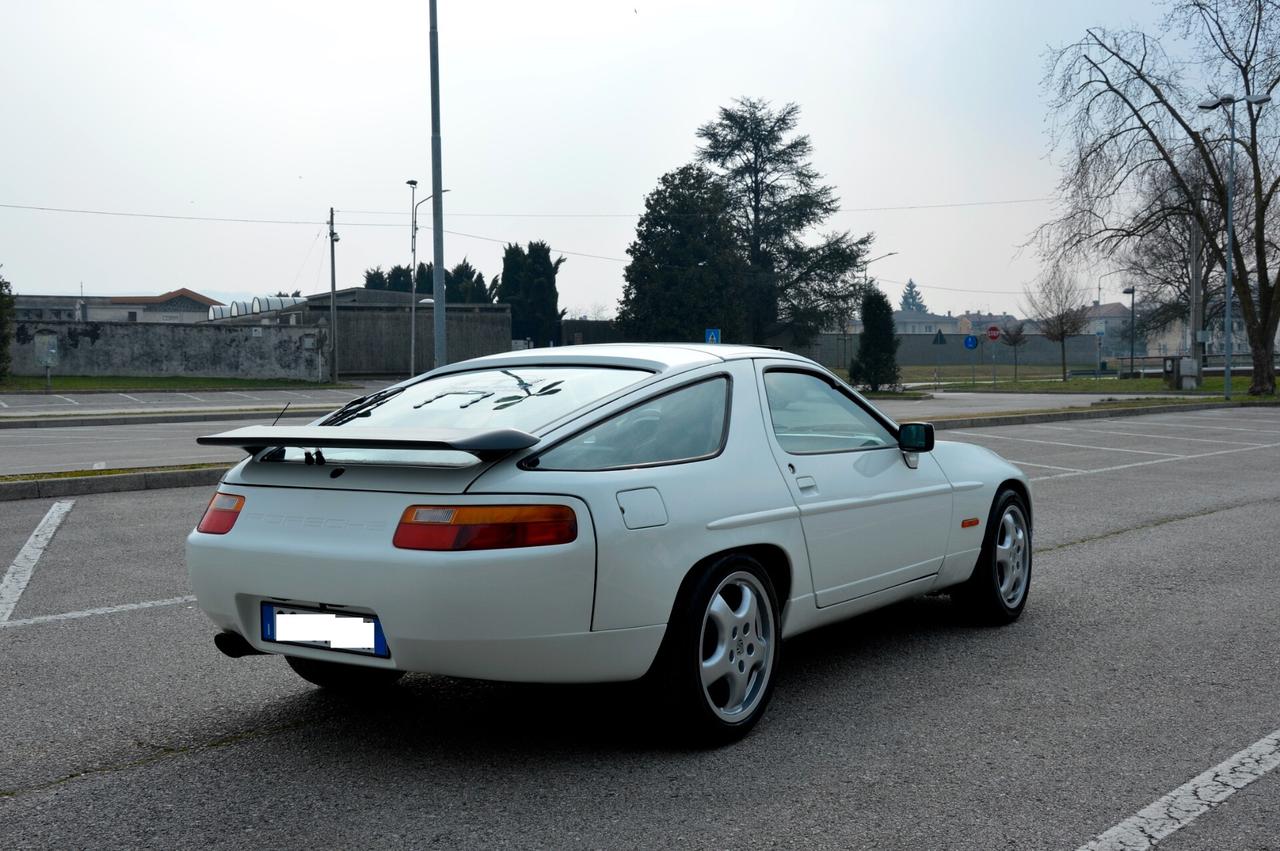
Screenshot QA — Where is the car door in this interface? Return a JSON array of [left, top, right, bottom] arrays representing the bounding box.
[[757, 365, 953, 607]]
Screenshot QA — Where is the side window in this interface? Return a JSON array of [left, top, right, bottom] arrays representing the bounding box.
[[763, 370, 895, 454], [534, 377, 729, 471]]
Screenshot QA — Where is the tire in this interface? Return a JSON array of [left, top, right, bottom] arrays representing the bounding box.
[[953, 487, 1032, 625], [285, 655, 405, 691], [656, 554, 782, 745]]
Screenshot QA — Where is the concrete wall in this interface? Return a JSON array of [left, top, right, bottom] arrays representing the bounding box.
[[10, 321, 328, 380], [334, 308, 512, 375]]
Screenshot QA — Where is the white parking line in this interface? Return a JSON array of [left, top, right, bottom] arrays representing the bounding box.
[[1134, 418, 1280, 436], [226, 391, 260, 400], [1004, 460, 1086, 472], [0, 500, 75, 622], [0, 595, 197, 629], [92, 461, 106, 470], [118, 393, 144, 403], [176, 392, 204, 402], [53, 394, 79, 405], [1030, 441, 1280, 482], [1077, 728, 1280, 850], [1034, 424, 1264, 447], [958, 432, 1184, 457], [0, 399, 8, 408]]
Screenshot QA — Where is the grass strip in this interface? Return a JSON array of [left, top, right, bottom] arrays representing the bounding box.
[[0, 462, 231, 483]]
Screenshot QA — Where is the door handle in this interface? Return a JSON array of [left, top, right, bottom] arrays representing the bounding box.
[[796, 475, 817, 491]]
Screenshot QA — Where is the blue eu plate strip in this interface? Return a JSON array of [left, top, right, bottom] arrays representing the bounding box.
[[260, 602, 275, 641]]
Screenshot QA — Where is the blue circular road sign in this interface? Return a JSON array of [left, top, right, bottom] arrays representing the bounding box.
[[963, 335, 979, 350]]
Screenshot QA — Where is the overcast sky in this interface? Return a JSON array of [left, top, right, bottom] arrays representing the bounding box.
[[2, 0, 1164, 317]]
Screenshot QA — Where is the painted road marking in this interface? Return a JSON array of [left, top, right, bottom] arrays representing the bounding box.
[[1077, 728, 1280, 850], [0, 500, 75, 622], [0, 399, 7, 408], [958, 432, 1185, 457], [1029, 441, 1280, 482], [117, 393, 144, 403], [1033, 424, 1265, 447], [0, 595, 197, 629], [1132, 418, 1280, 436], [225, 391, 260, 400], [53, 394, 79, 405], [175, 392, 204, 402], [1004, 459, 1086, 472], [91, 461, 106, 470]]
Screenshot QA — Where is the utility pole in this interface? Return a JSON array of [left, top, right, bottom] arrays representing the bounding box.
[[328, 207, 338, 383], [408, 179, 418, 378], [429, 0, 447, 368]]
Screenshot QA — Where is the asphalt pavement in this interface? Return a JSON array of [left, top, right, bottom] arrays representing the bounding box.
[[0, 383, 382, 419], [2, 408, 1279, 848], [0, 389, 1208, 476]]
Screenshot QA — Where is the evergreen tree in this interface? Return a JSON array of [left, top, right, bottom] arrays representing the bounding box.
[[696, 97, 872, 343], [363, 266, 388, 290], [386, 264, 413, 293], [617, 164, 747, 342], [492, 242, 566, 345], [900, 279, 928, 313], [849, 288, 900, 391]]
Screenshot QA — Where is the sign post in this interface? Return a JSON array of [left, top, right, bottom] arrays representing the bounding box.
[[963, 334, 979, 386], [34, 330, 59, 394], [931, 330, 946, 389], [987, 325, 1000, 387]]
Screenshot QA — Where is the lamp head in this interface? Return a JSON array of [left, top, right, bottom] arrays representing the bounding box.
[[1122, 287, 1135, 295], [406, 179, 418, 188], [1246, 93, 1272, 106]]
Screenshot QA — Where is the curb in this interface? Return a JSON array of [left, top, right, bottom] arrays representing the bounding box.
[[0, 408, 330, 430], [0, 466, 230, 502], [928, 400, 1279, 430]]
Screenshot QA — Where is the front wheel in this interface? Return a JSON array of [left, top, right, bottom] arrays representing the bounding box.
[[953, 488, 1032, 625], [285, 655, 405, 691], [656, 555, 781, 745]]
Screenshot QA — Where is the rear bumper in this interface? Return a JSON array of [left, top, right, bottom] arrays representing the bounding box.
[[186, 523, 666, 683]]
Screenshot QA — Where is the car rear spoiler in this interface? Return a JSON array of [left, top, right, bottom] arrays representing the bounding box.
[[197, 425, 539, 462]]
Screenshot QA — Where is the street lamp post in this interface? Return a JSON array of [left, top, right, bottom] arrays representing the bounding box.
[[407, 181, 448, 378], [1122, 286, 1136, 377], [1198, 91, 1270, 400]]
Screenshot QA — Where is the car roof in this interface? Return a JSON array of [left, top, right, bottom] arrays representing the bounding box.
[[431, 343, 813, 376]]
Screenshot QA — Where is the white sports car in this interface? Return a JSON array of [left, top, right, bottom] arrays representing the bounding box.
[[188, 344, 1031, 742]]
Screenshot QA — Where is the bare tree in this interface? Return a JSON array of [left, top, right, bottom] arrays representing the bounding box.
[[1040, 0, 1280, 395], [1000, 320, 1031, 382], [1025, 269, 1090, 380]]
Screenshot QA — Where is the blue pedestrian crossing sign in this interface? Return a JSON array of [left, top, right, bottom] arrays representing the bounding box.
[[963, 334, 979, 350], [705, 328, 721, 344]]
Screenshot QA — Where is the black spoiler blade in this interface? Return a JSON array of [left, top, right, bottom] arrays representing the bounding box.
[[197, 425, 538, 461]]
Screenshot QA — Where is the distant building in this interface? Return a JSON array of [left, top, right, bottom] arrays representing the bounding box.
[[14, 288, 222, 324], [847, 310, 962, 335], [956, 311, 1020, 335]]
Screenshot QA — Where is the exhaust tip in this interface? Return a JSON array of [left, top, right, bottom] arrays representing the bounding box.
[[214, 630, 266, 658]]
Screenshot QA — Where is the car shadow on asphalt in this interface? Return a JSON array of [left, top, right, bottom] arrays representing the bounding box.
[[257, 591, 1006, 757]]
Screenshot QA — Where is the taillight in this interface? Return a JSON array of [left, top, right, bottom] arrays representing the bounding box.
[[393, 504, 577, 551], [197, 492, 245, 534]]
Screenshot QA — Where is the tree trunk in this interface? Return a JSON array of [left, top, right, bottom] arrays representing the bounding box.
[[1014, 348, 1019, 383], [1248, 337, 1276, 396], [1060, 339, 1068, 381]]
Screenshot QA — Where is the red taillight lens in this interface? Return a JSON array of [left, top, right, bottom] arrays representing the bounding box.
[[393, 504, 577, 551], [197, 492, 245, 534]]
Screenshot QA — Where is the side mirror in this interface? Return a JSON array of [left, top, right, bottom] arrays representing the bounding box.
[[898, 422, 935, 454]]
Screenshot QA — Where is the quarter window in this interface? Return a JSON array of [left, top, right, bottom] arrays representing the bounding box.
[[763, 370, 894, 454], [535, 377, 729, 471]]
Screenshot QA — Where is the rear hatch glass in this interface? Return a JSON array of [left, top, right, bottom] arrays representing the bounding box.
[[268, 366, 649, 469]]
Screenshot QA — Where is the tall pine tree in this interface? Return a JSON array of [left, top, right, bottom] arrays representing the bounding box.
[[900, 279, 928, 313]]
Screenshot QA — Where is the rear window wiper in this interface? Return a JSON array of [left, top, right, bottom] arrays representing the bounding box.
[[320, 386, 405, 426]]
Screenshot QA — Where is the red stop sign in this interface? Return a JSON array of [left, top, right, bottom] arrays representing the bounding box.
[[986, 325, 1000, 341]]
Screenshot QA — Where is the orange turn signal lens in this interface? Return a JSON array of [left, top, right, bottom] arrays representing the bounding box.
[[393, 504, 577, 551], [197, 493, 245, 534], [961, 518, 981, 529]]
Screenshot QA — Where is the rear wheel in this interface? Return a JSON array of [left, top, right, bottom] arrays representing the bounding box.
[[657, 555, 781, 745], [285, 655, 405, 690], [954, 488, 1032, 625]]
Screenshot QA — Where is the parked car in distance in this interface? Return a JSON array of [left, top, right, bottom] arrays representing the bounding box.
[[188, 344, 1031, 743]]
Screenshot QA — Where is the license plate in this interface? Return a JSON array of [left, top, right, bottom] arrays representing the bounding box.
[[260, 603, 389, 658]]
